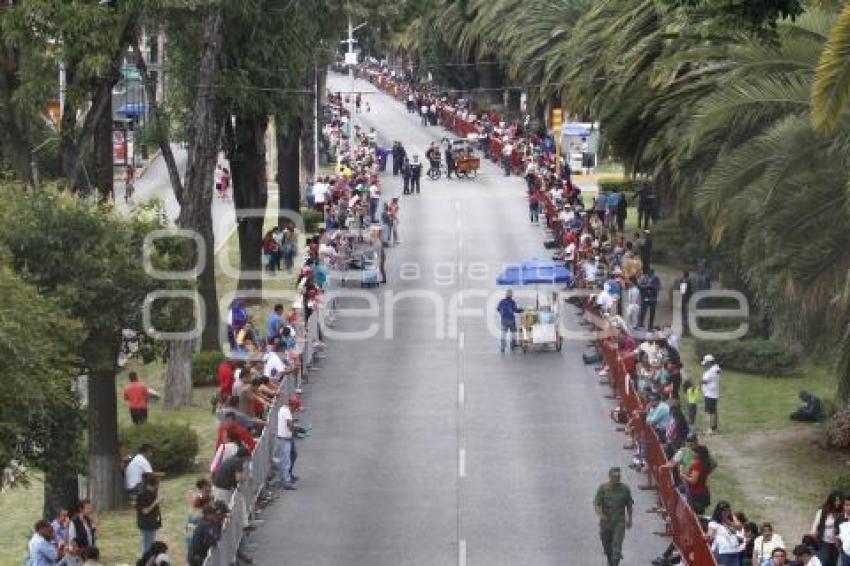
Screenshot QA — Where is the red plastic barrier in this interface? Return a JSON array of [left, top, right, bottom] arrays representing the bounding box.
[[592, 311, 717, 566]]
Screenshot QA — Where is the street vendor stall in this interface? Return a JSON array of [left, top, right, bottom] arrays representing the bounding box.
[[496, 259, 573, 353], [446, 138, 480, 179]]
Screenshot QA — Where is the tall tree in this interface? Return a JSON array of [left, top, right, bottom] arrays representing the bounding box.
[[0, 186, 189, 510], [0, 252, 82, 516], [174, 3, 225, 351]]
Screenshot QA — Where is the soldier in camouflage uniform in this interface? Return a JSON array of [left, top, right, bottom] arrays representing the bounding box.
[[594, 467, 633, 566]]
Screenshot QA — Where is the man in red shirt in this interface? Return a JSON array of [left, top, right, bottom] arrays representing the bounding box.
[[217, 360, 234, 403], [123, 372, 159, 425], [215, 412, 257, 452]]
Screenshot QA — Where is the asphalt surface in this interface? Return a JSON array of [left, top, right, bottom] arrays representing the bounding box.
[[116, 144, 237, 254], [247, 73, 663, 566]]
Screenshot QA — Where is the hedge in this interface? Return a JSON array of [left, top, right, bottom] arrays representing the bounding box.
[[596, 178, 644, 197], [120, 423, 200, 474], [302, 209, 323, 234], [192, 350, 224, 387], [694, 339, 799, 376]]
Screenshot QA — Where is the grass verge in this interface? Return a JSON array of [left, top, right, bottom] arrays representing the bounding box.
[[2, 189, 301, 565], [678, 335, 845, 538]]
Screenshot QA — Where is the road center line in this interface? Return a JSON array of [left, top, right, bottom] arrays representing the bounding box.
[[459, 331, 465, 351], [459, 539, 467, 566], [458, 448, 466, 478], [458, 383, 465, 405]]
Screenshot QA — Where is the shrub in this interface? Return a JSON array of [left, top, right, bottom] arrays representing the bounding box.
[[694, 339, 799, 375], [301, 208, 323, 234], [192, 350, 223, 387], [120, 423, 199, 474], [827, 408, 850, 451], [648, 217, 714, 267]]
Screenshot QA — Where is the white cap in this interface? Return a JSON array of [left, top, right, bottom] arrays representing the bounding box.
[[701, 354, 715, 366]]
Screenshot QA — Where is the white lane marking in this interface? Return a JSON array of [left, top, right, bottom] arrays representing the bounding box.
[[459, 448, 466, 478], [459, 539, 467, 566], [459, 331, 465, 351], [458, 235, 463, 249], [456, 217, 462, 229], [458, 383, 465, 405], [455, 200, 461, 211], [458, 293, 464, 307]]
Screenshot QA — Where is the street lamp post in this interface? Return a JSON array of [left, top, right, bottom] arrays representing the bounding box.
[[341, 17, 366, 137]]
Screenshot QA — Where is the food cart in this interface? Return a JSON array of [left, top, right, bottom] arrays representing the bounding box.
[[496, 259, 573, 353]]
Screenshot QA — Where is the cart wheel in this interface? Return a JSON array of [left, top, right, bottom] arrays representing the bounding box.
[[458, 170, 468, 179]]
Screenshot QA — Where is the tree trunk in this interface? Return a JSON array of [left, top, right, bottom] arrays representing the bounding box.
[[317, 67, 328, 108], [276, 114, 302, 220], [657, 162, 674, 219], [65, 11, 141, 188], [476, 61, 499, 105], [130, 37, 184, 203], [42, 403, 83, 518], [507, 87, 522, 115], [44, 463, 80, 519], [0, 40, 34, 186], [230, 114, 269, 296], [59, 91, 79, 185], [163, 338, 195, 409], [300, 65, 316, 181], [92, 86, 113, 200], [177, 5, 224, 351], [86, 342, 124, 511]]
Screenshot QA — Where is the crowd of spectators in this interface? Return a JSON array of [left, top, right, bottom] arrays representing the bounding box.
[[367, 63, 850, 566]]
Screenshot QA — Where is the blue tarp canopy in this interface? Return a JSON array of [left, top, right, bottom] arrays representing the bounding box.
[[117, 103, 146, 117], [496, 258, 573, 286], [561, 122, 595, 137]]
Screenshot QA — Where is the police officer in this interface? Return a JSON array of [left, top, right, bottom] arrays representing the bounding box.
[[401, 157, 411, 195], [594, 467, 633, 566], [409, 155, 423, 194]]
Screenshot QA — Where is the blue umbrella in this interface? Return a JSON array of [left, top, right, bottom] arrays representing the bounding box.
[[496, 258, 573, 286], [117, 103, 147, 117]]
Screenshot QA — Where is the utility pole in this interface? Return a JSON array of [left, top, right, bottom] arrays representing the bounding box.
[[342, 15, 366, 137], [314, 61, 319, 178]]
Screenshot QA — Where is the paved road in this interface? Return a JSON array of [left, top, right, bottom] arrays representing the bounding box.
[[248, 73, 662, 566], [116, 144, 237, 253]]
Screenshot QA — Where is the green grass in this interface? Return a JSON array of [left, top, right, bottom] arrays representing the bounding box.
[[2, 197, 305, 565], [595, 161, 625, 176], [679, 340, 834, 435], [0, 473, 45, 565], [676, 333, 842, 537], [1, 361, 220, 566]]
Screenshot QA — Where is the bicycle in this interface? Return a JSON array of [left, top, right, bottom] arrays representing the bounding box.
[[427, 162, 442, 180]]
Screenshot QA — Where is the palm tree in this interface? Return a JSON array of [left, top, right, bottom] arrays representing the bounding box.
[[812, 2, 850, 132]]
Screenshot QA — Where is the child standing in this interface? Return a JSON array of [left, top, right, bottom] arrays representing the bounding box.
[[683, 379, 700, 428]]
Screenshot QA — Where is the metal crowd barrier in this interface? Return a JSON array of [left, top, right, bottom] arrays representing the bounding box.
[[203, 304, 324, 565], [203, 390, 281, 566]]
